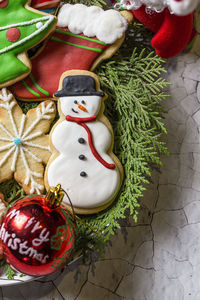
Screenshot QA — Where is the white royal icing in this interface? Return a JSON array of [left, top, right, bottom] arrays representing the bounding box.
[[47, 95, 121, 209], [57, 4, 128, 44], [116, 0, 199, 15], [0, 89, 55, 194], [36, 22, 43, 29]]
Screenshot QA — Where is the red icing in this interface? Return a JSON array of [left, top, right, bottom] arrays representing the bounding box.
[[6, 27, 21, 42], [66, 115, 116, 170], [0, 0, 8, 8], [31, 0, 61, 9], [12, 28, 108, 99], [66, 116, 96, 123]]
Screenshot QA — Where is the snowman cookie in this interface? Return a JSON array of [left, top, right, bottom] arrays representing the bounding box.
[[45, 70, 123, 214], [0, 0, 56, 88]]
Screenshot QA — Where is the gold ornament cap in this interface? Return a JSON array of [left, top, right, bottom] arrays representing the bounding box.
[[45, 184, 65, 208]]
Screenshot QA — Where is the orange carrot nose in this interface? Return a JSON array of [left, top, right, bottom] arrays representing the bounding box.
[[78, 104, 87, 112]]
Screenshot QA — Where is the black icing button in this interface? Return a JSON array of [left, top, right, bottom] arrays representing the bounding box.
[[78, 137, 85, 144], [79, 154, 85, 160], [80, 171, 87, 177]]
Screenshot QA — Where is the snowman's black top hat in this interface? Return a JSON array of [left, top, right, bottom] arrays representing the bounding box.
[[55, 75, 104, 98]]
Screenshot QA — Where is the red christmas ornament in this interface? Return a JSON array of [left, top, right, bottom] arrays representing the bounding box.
[[0, 185, 76, 276]]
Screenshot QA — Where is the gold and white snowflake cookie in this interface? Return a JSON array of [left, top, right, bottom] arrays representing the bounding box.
[[0, 89, 56, 194]]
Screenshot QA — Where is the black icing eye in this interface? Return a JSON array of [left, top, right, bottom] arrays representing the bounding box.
[[74, 100, 78, 104], [81, 100, 86, 105]]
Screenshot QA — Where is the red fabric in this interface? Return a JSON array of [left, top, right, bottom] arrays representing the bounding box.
[[111, 1, 196, 58], [66, 115, 116, 170], [151, 9, 194, 58], [132, 5, 165, 32], [132, 7, 195, 58]]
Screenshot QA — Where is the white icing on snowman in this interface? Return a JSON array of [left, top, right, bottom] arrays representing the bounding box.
[[59, 95, 101, 118], [116, 0, 199, 15], [47, 81, 121, 210], [57, 4, 128, 44]]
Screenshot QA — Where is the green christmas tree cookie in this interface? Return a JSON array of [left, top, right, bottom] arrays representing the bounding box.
[[0, 0, 56, 87]]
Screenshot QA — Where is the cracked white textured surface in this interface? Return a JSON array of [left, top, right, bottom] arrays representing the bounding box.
[[2, 39, 200, 300]]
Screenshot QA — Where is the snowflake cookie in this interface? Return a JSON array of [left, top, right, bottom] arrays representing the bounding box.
[[0, 89, 56, 194]]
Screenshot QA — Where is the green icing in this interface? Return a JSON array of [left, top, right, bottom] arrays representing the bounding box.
[[0, 0, 56, 83], [0, 52, 29, 83]]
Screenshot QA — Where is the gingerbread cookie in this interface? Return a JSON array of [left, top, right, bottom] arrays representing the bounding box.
[[45, 70, 123, 214], [0, 89, 56, 194], [11, 3, 133, 101], [0, 0, 56, 88]]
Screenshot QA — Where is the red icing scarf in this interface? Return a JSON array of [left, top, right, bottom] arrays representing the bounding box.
[[66, 115, 115, 170]]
